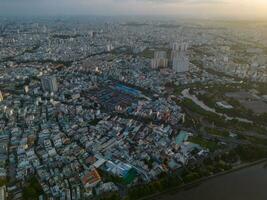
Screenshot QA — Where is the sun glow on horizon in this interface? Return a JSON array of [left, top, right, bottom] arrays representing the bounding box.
[[0, 0, 267, 19]]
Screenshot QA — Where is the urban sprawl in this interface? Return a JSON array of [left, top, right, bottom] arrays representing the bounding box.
[[0, 17, 267, 200]]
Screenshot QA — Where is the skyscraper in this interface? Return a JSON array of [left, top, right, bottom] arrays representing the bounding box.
[[172, 55, 189, 73], [0, 91, 3, 102], [41, 76, 58, 93], [172, 42, 188, 52], [151, 51, 168, 69], [107, 44, 114, 52], [171, 42, 189, 73]]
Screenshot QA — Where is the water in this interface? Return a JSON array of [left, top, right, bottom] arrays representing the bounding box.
[[154, 162, 267, 200]]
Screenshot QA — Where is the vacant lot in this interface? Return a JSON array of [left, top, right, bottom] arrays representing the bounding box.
[[225, 91, 267, 114], [240, 100, 267, 114]]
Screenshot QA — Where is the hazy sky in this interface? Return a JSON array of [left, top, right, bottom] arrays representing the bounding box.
[[1, 0, 267, 19]]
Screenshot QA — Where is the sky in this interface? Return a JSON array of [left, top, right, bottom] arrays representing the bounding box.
[[1, 0, 267, 19]]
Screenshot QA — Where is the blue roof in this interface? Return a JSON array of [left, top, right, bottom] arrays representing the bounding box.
[[115, 84, 141, 96]]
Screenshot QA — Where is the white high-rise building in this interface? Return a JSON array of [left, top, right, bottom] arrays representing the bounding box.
[[172, 42, 188, 52], [24, 85, 29, 94], [151, 51, 168, 69], [0, 91, 3, 102], [154, 51, 167, 58], [107, 44, 114, 52], [0, 186, 6, 200], [151, 59, 168, 69]]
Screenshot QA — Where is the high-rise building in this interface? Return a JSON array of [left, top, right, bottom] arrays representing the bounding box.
[[24, 85, 29, 94], [0, 91, 3, 102], [107, 44, 114, 52], [151, 51, 168, 69], [172, 55, 189, 73], [0, 186, 6, 200], [171, 42, 189, 73], [154, 51, 167, 58], [89, 31, 96, 38], [41, 76, 58, 93], [172, 42, 188, 52]]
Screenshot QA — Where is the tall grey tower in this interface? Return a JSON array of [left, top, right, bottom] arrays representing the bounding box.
[[41, 76, 58, 93], [171, 42, 189, 73]]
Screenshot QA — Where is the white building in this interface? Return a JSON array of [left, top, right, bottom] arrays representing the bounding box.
[[107, 44, 114, 52], [0, 186, 6, 200], [151, 51, 168, 69], [0, 91, 3, 102], [172, 42, 188, 52]]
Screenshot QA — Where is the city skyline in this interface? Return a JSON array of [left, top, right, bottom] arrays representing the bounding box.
[[1, 3, 267, 199], [1, 0, 267, 20]]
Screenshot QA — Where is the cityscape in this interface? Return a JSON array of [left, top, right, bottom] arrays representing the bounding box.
[[0, 1, 267, 200]]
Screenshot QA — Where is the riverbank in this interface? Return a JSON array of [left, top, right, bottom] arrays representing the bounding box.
[[138, 158, 267, 200]]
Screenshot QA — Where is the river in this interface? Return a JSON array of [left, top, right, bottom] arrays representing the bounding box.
[[153, 161, 267, 200]]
